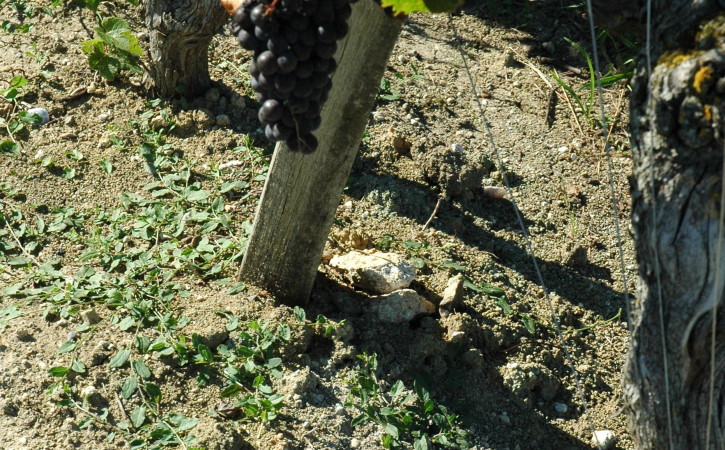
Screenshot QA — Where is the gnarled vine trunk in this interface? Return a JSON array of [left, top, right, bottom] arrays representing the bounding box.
[[144, 0, 228, 97], [624, 1, 725, 447]]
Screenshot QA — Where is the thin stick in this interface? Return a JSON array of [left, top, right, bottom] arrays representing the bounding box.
[[113, 390, 130, 424], [421, 196, 443, 231]]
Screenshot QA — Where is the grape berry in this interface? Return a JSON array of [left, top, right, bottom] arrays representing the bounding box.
[[230, 0, 357, 153]]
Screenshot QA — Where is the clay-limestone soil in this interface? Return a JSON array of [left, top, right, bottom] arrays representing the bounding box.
[[0, 1, 637, 449]]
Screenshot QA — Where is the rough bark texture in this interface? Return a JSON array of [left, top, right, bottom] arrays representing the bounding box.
[[238, 1, 403, 305], [625, 1, 725, 447], [144, 0, 228, 97]]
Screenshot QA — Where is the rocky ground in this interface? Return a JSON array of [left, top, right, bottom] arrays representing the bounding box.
[[0, 0, 638, 448]]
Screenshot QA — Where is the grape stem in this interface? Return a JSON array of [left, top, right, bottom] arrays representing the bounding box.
[[263, 0, 280, 16]]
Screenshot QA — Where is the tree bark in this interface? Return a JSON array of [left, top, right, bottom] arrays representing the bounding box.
[[144, 0, 228, 98], [238, 1, 403, 305], [624, 1, 725, 448]]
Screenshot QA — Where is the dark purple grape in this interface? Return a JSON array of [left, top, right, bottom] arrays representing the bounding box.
[[326, 58, 337, 73], [270, 122, 293, 140], [295, 117, 314, 133], [295, 60, 314, 78], [249, 59, 260, 77], [277, 52, 298, 73], [259, 99, 284, 124], [289, 15, 309, 31], [281, 108, 295, 127], [312, 73, 329, 88], [255, 26, 270, 41], [335, 4, 352, 21], [234, 8, 253, 28], [311, 115, 322, 130], [293, 78, 315, 97], [312, 58, 329, 72], [292, 44, 313, 60], [274, 73, 297, 94], [313, 1, 334, 24], [257, 51, 280, 75], [281, 0, 302, 10], [282, 27, 299, 44], [287, 96, 309, 114], [317, 24, 337, 43], [230, 22, 241, 36], [258, 73, 274, 90], [250, 4, 267, 26], [296, 133, 319, 153], [300, 28, 317, 46], [333, 19, 349, 37], [268, 36, 289, 53], [315, 42, 336, 59], [250, 77, 263, 93], [301, 0, 319, 12], [304, 100, 321, 118], [238, 29, 261, 51]]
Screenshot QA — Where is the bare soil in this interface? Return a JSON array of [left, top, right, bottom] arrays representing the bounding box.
[[0, 1, 637, 449]]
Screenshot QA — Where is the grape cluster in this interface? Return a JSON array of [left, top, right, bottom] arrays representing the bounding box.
[[229, 0, 356, 153]]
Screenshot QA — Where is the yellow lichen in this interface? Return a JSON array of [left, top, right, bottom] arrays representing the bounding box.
[[657, 50, 705, 68], [704, 104, 712, 121], [693, 65, 714, 93], [696, 13, 725, 43]]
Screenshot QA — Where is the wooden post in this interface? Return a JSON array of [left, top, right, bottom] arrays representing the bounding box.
[[238, 1, 403, 305]]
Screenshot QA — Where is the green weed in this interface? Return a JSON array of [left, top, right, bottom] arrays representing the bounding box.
[[346, 353, 470, 449]]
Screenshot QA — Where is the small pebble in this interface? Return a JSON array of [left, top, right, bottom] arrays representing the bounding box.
[[554, 402, 568, 414], [67, 331, 78, 341], [350, 438, 360, 448], [16, 330, 33, 342], [27, 107, 49, 125], [80, 309, 102, 325], [63, 115, 75, 126], [334, 403, 345, 415], [205, 88, 221, 103], [591, 430, 617, 449], [98, 113, 110, 122], [483, 186, 507, 199], [216, 114, 231, 127]]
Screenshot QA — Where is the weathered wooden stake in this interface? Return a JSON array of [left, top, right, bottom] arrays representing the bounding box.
[[238, 1, 403, 305]]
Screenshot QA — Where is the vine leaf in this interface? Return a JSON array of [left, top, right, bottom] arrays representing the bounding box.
[[380, 0, 462, 15]]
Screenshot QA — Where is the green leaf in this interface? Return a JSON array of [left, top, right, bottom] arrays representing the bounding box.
[[100, 159, 113, 174], [185, 189, 210, 202], [220, 180, 248, 193], [379, 0, 461, 14], [132, 360, 152, 379], [144, 383, 162, 403], [0, 140, 19, 156], [119, 316, 135, 331], [522, 315, 536, 335], [57, 340, 77, 354], [109, 347, 131, 368], [130, 405, 146, 428], [48, 366, 69, 377], [293, 306, 306, 322], [220, 385, 241, 398], [494, 296, 512, 315], [121, 375, 138, 399], [71, 360, 87, 373], [413, 437, 429, 450]]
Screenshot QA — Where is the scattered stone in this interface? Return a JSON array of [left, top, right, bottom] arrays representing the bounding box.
[[149, 114, 167, 129], [591, 430, 617, 449], [370, 289, 435, 323], [391, 133, 411, 153], [60, 132, 77, 140], [216, 114, 231, 127], [15, 329, 33, 342], [503, 49, 517, 67], [199, 331, 230, 350], [554, 402, 568, 414], [565, 245, 588, 267], [350, 438, 360, 448], [204, 88, 221, 103], [80, 385, 104, 407], [482, 186, 507, 199], [98, 112, 110, 122], [27, 107, 50, 125], [280, 368, 319, 397], [498, 412, 511, 424], [419, 145, 490, 198], [329, 251, 415, 294], [500, 362, 559, 406], [193, 109, 216, 129], [334, 403, 345, 416], [439, 273, 464, 317], [97, 136, 112, 149], [80, 309, 102, 325], [230, 94, 247, 110], [91, 340, 112, 366], [67, 331, 78, 341]]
